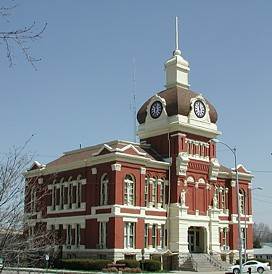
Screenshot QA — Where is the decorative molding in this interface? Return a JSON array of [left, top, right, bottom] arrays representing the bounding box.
[[140, 167, 146, 175], [209, 158, 220, 181], [111, 163, 122, 172], [231, 180, 236, 187], [91, 168, 97, 175], [176, 152, 189, 176]]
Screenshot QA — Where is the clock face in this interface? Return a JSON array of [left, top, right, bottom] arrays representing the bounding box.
[[150, 101, 163, 119], [194, 100, 206, 118]]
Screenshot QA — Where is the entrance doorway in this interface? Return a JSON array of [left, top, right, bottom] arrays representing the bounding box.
[[188, 226, 206, 253]]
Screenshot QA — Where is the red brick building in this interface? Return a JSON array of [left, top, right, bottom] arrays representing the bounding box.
[[25, 29, 253, 265]]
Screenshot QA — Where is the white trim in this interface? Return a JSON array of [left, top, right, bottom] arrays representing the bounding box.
[[25, 152, 169, 178]]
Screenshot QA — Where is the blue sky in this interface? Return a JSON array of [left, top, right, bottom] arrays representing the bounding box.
[[1, 0, 272, 224]]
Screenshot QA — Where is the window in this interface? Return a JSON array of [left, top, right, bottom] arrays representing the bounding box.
[[99, 222, 107, 248], [66, 224, 72, 245], [222, 228, 227, 246], [152, 180, 157, 206], [30, 188, 36, 213], [152, 224, 157, 248], [77, 175, 82, 208], [144, 224, 148, 248], [239, 189, 245, 214], [124, 222, 135, 248], [60, 178, 64, 209], [220, 188, 228, 210], [144, 178, 149, 206], [160, 182, 164, 207], [52, 180, 56, 210], [75, 224, 81, 247], [160, 225, 165, 248], [100, 174, 108, 206], [68, 177, 73, 208], [124, 175, 135, 206]]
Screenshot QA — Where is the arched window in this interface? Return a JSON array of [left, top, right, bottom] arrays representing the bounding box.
[[52, 179, 57, 210], [100, 174, 108, 206], [124, 175, 135, 206], [60, 178, 64, 209], [30, 188, 36, 213], [77, 175, 82, 208], [239, 189, 245, 214], [68, 176, 73, 208]]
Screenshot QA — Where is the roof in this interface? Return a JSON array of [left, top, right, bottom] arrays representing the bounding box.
[[137, 86, 218, 124], [45, 140, 164, 169]]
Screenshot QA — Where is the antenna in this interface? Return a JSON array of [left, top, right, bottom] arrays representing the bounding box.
[[173, 16, 181, 56], [132, 57, 137, 143], [175, 16, 179, 50]]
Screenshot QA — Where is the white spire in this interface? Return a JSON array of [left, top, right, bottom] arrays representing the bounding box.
[[164, 16, 190, 89], [174, 16, 181, 56]]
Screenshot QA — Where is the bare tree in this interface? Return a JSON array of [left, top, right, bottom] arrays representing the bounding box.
[[0, 140, 57, 267], [0, 1, 47, 69], [253, 223, 272, 248]]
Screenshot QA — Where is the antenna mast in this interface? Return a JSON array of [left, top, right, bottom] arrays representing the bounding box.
[[175, 16, 179, 50], [132, 57, 137, 143]]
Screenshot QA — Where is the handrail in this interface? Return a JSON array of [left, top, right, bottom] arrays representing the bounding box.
[[206, 253, 224, 270], [190, 253, 198, 272]]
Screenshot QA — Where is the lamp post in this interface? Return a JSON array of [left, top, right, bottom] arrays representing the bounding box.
[[243, 187, 263, 262], [213, 139, 243, 272]]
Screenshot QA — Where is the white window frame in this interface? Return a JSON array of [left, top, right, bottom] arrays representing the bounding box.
[[100, 174, 108, 206], [30, 188, 36, 213], [124, 222, 135, 249], [124, 175, 135, 206], [152, 224, 157, 248], [75, 224, 81, 247], [239, 189, 245, 214], [144, 178, 149, 207], [99, 222, 107, 248], [66, 224, 72, 245], [144, 224, 148, 248], [76, 175, 82, 208]]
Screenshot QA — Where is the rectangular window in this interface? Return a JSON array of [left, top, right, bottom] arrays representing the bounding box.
[[144, 224, 148, 248], [66, 224, 72, 245], [144, 179, 149, 207], [152, 182, 157, 206], [77, 182, 82, 208], [124, 222, 135, 248], [99, 222, 107, 248], [221, 189, 225, 209], [160, 182, 164, 207], [52, 186, 56, 210], [68, 184, 73, 208], [152, 224, 157, 248], [75, 224, 81, 247], [60, 184, 64, 209], [160, 225, 165, 248]]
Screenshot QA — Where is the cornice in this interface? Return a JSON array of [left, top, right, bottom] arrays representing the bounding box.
[[24, 152, 170, 178]]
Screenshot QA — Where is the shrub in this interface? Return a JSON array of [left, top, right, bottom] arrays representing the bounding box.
[[59, 259, 112, 270], [229, 252, 234, 264], [102, 267, 118, 272], [142, 259, 161, 271], [123, 267, 141, 273], [221, 253, 227, 261], [116, 259, 140, 268]]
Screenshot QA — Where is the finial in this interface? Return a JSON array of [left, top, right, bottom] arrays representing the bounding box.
[[174, 16, 181, 56]]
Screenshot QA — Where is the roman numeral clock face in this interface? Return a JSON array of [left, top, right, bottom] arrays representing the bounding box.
[[194, 100, 206, 118], [150, 101, 163, 119]]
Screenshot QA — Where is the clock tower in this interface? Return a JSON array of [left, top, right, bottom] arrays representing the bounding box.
[[137, 18, 225, 255]]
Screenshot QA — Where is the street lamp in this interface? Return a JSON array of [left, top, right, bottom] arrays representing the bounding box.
[[244, 187, 263, 262], [213, 139, 243, 272]]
